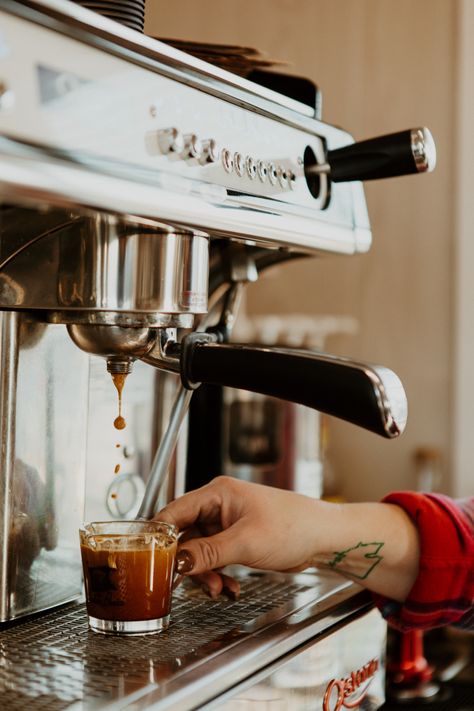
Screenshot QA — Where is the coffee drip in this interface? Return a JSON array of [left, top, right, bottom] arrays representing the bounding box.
[[112, 373, 127, 431]]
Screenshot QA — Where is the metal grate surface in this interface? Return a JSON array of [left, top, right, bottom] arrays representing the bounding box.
[[0, 574, 313, 710]]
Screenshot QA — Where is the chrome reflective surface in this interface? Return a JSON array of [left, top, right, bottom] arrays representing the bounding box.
[[0, 311, 19, 621], [67, 324, 155, 358], [0, 214, 209, 317], [0, 2, 372, 255], [10, 0, 315, 120], [268, 347, 408, 438], [0, 137, 369, 255], [371, 364, 409, 436], [136, 387, 193, 520], [0, 314, 89, 621], [411, 127, 437, 173], [0, 570, 386, 711]]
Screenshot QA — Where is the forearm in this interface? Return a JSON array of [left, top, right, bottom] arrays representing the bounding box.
[[311, 501, 420, 602]]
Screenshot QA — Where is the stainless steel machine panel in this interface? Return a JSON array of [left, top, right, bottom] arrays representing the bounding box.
[[206, 607, 386, 711], [0, 1, 372, 254], [0, 313, 89, 621]]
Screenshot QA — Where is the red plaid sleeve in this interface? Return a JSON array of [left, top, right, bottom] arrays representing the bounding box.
[[372, 492, 474, 631]]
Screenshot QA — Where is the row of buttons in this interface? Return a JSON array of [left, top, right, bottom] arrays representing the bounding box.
[[156, 127, 295, 189]]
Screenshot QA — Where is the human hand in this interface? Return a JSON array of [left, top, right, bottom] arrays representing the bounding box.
[[158, 476, 421, 603], [157, 476, 324, 583]]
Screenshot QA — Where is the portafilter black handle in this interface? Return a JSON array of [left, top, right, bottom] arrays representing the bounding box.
[[180, 337, 407, 439], [325, 127, 436, 182]]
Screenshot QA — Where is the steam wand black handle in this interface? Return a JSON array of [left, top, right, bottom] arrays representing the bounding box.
[[321, 127, 436, 182], [180, 338, 407, 439]]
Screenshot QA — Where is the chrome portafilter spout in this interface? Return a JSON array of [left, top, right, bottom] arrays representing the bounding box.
[[66, 323, 158, 375]]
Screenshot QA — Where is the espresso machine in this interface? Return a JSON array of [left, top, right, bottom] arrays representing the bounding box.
[[0, 1, 436, 709]]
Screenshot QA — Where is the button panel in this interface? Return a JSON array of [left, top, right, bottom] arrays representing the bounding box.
[[156, 127, 297, 192]]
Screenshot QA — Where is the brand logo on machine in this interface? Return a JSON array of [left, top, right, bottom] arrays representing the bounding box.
[[322, 658, 379, 711]]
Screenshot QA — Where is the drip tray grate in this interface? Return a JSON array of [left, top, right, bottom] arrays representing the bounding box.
[[0, 573, 315, 710]]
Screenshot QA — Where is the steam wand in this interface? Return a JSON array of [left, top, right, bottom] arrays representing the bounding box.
[[136, 386, 193, 520], [135, 282, 245, 520]]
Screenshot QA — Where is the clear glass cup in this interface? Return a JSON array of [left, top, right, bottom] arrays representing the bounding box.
[[79, 520, 178, 635]]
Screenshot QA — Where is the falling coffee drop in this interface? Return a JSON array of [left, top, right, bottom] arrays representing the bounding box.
[[114, 464, 121, 474], [111, 373, 128, 430], [114, 416, 126, 430]]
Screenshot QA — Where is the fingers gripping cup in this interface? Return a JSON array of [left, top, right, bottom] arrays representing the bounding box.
[[79, 521, 178, 635]]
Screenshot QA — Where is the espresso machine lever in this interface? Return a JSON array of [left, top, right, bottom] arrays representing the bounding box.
[[177, 340, 408, 439], [137, 325, 407, 441], [307, 126, 436, 182]]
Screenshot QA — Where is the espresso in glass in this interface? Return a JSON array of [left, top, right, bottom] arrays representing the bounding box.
[[79, 520, 177, 635]]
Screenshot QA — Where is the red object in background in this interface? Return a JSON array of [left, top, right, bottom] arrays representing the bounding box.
[[387, 629, 434, 687]]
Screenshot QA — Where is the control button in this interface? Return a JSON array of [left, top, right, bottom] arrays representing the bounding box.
[[277, 166, 288, 188], [234, 152, 244, 177], [157, 127, 184, 156], [287, 170, 296, 189], [182, 133, 203, 160], [268, 163, 278, 185], [222, 148, 234, 173], [246, 156, 257, 180], [200, 138, 220, 164], [257, 160, 268, 182]]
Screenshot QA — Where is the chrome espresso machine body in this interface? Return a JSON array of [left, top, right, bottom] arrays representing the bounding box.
[[0, 1, 435, 709]]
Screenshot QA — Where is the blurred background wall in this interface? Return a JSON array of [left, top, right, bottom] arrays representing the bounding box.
[[146, 1, 467, 501]]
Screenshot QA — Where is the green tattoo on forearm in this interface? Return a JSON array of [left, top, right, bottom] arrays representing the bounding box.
[[328, 541, 384, 580]]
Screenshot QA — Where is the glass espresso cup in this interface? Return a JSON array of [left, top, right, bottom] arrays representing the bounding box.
[[79, 520, 178, 635]]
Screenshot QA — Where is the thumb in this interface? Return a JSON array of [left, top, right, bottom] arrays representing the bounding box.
[[176, 527, 242, 575]]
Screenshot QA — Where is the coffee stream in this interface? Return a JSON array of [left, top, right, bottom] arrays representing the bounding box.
[[111, 374, 127, 492], [112, 373, 127, 430]]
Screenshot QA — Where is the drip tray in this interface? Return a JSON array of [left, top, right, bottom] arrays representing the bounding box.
[[0, 571, 363, 711]]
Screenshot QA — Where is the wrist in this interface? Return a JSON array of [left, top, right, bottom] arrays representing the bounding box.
[[307, 500, 420, 601]]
